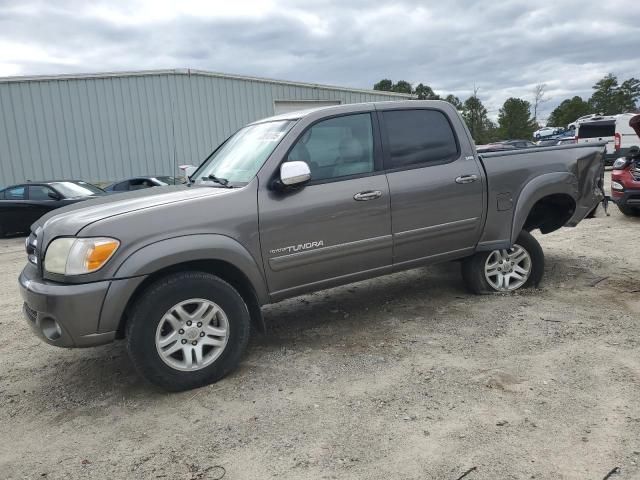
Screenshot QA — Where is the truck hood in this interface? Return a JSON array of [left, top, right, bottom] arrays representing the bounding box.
[[34, 185, 233, 236]]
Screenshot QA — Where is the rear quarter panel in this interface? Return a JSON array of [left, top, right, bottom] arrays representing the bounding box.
[[478, 144, 605, 247]]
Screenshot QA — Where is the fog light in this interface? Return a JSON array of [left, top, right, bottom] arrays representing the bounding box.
[[41, 317, 62, 341], [611, 181, 624, 191]]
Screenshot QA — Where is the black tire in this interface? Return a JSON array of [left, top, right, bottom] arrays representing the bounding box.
[[126, 271, 251, 392], [462, 230, 544, 294], [617, 204, 640, 217]]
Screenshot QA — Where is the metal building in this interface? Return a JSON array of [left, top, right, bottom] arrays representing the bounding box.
[[0, 69, 412, 186]]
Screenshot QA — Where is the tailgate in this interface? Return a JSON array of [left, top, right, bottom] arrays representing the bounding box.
[[569, 146, 605, 224]]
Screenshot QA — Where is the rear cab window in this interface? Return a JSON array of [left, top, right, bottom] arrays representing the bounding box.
[[381, 109, 459, 170], [578, 122, 615, 139]]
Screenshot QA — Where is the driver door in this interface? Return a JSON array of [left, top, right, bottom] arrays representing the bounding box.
[[258, 112, 392, 300]]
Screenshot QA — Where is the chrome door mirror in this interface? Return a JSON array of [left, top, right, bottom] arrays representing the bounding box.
[[280, 161, 311, 186]]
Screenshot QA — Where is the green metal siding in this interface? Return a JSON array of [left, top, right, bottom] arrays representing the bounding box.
[[0, 70, 411, 185]]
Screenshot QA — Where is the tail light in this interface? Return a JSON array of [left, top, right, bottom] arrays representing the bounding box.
[[614, 133, 621, 151]]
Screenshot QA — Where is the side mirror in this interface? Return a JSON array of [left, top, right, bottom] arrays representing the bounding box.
[[280, 161, 311, 186], [48, 191, 61, 200]]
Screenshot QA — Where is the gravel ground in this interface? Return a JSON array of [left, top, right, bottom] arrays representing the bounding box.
[[1, 178, 639, 479]]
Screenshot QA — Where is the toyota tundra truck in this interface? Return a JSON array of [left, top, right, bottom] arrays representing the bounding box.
[[19, 100, 605, 391]]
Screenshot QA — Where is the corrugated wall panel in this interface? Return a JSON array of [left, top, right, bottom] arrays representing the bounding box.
[[0, 72, 410, 186]]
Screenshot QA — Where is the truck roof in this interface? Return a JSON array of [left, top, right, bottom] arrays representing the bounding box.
[[250, 100, 452, 124]]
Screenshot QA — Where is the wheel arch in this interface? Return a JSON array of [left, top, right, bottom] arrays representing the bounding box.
[[101, 235, 268, 338], [510, 173, 577, 244]]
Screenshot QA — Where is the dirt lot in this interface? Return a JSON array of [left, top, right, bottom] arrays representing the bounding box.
[[1, 186, 639, 479]]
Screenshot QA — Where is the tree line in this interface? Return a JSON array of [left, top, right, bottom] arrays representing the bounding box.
[[373, 74, 640, 144]]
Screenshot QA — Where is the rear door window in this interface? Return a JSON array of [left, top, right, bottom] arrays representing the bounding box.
[[578, 123, 615, 139], [382, 109, 459, 169]]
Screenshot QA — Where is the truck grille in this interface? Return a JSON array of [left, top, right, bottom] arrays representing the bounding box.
[[23, 303, 37, 323], [632, 165, 640, 181]]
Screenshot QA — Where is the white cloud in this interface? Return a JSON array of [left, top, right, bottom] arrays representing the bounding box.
[[0, 0, 637, 121]]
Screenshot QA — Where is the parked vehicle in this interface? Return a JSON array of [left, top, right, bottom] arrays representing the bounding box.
[[19, 100, 605, 391], [576, 114, 636, 165], [104, 176, 180, 192], [568, 114, 601, 131], [533, 126, 561, 139], [0, 180, 105, 236], [611, 114, 640, 216]]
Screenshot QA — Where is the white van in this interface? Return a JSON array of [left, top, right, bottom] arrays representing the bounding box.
[[576, 113, 637, 165]]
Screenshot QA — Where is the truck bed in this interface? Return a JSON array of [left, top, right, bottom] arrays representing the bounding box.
[[476, 143, 605, 250]]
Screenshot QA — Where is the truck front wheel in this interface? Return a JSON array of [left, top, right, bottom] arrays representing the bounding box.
[[125, 271, 250, 391], [462, 230, 544, 294]]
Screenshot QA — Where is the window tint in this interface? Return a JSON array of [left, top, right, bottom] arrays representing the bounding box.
[[6, 186, 26, 200], [288, 113, 374, 182], [382, 109, 458, 169], [29, 185, 56, 200], [578, 123, 615, 139]]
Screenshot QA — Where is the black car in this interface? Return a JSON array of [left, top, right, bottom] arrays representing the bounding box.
[[0, 180, 105, 236], [104, 176, 180, 192]]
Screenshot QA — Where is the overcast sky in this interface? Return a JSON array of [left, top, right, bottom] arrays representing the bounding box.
[[1, 0, 638, 121]]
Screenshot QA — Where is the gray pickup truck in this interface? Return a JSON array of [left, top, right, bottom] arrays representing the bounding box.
[[19, 100, 604, 391]]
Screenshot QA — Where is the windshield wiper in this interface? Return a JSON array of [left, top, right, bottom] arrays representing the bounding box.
[[204, 174, 233, 188]]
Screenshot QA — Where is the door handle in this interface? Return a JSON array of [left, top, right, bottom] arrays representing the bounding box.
[[455, 175, 478, 184], [353, 190, 382, 201]]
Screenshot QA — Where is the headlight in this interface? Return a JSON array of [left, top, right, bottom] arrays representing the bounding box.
[[44, 237, 120, 275], [613, 157, 628, 170], [611, 181, 624, 191]]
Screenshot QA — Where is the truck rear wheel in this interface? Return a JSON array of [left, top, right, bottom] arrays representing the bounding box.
[[617, 204, 640, 217], [126, 271, 250, 391], [462, 230, 544, 294]]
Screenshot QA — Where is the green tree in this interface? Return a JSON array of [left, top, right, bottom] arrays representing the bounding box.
[[547, 96, 592, 127], [462, 93, 492, 144], [589, 74, 620, 114], [444, 94, 462, 110], [414, 83, 440, 100], [373, 79, 393, 91], [497, 97, 537, 139], [588, 74, 640, 115], [392, 80, 413, 94], [618, 77, 640, 112]]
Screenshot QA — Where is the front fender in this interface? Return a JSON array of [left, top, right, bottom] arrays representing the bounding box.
[[510, 172, 577, 244], [113, 234, 269, 304]]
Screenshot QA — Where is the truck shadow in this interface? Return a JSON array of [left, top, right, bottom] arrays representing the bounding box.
[[25, 252, 593, 401], [24, 263, 466, 403]]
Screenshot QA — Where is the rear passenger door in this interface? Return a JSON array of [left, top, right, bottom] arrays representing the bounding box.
[[379, 107, 485, 268]]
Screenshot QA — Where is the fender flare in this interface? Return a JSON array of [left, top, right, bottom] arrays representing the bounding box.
[[114, 234, 269, 304], [510, 172, 577, 244]]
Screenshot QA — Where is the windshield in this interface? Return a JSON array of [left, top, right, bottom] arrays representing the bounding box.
[[193, 120, 295, 186], [51, 181, 104, 197]]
